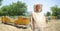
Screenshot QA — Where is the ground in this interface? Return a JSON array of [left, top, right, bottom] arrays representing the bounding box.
[[0, 23, 32, 31], [46, 20, 60, 31], [0, 20, 60, 31]]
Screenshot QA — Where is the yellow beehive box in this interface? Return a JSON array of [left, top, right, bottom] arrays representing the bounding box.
[[22, 18, 30, 25], [5, 17, 11, 23], [1, 16, 7, 23], [1, 16, 11, 23], [14, 16, 30, 25], [14, 16, 23, 25]]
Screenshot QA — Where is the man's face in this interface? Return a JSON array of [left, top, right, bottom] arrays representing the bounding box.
[[35, 5, 42, 12]]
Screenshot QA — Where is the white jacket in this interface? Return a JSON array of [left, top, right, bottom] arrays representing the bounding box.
[[31, 11, 46, 27]]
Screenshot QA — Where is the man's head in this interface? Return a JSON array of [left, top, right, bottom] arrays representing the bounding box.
[[34, 4, 42, 12]]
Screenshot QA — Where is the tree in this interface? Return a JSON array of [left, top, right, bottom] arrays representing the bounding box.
[[8, 1, 27, 16], [1, 6, 9, 16], [0, 0, 2, 5], [1, 1, 27, 16], [46, 12, 51, 16], [51, 5, 60, 19]]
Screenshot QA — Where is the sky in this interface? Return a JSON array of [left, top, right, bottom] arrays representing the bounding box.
[[1, 0, 60, 14]]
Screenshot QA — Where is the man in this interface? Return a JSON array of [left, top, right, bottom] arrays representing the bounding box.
[[31, 4, 47, 31]]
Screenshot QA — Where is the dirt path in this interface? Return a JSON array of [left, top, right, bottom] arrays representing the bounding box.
[[46, 20, 60, 31], [0, 20, 60, 31], [0, 23, 32, 31]]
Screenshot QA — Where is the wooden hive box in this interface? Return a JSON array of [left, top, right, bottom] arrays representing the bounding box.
[[1, 16, 11, 23], [1, 16, 7, 23], [5, 17, 11, 23], [14, 16, 23, 25], [14, 16, 30, 25], [22, 18, 30, 25]]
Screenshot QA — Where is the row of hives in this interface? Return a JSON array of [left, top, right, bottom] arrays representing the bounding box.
[[1, 16, 30, 25]]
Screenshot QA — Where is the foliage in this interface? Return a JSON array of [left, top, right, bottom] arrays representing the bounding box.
[[51, 5, 60, 19], [0, 1, 27, 16], [0, 0, 2, 5], [46, 12, 51, 16]]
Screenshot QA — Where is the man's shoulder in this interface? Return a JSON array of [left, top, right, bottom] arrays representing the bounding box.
[[40, 12, 45, 15]]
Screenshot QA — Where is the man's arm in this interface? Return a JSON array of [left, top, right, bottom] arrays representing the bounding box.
[[31, 17, 36, 31], [45, 16, 48, 23], [30, 14, 35, 30]]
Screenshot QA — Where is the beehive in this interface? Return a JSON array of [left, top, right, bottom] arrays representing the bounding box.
[[1, 16, 11, 23], [14, 16, 23, 25], [22, 18, 30, 25], [51, 16, 55, 20], [14, 20, 19, 25], [14, 16, 30, 25], [1, 16, 7, 23], [5, 17, 11, 23]]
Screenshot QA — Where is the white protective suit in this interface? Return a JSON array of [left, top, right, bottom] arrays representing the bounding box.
[[31, 11, 47, 31]]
